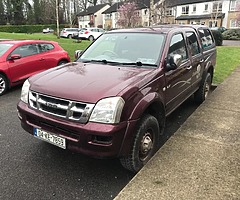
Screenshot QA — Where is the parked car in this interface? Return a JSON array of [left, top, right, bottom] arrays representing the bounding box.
[[210, 26, 227, 33], [60, 28, 80, 38], [17, 25, 216, 172], [0, 40, 70, 95], [42, 28, 54, 34], [76, 27, 105, 41], [72, 28, 87, 39]]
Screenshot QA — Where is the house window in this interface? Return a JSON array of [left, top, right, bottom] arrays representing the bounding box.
[[115, 12, 119, 19], [192, 5, 196, 13], [213, 2, 222, 12], [209, 20, 217, 27], [105, 14, 111, 20], [204, 4, 209, 12], [182, 6, 189, 15], [230, 0, 237, 11], [166, 8, 173, 16], [230, 19, 240, 28]]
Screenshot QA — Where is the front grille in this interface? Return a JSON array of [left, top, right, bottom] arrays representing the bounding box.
[[29, 91, 95, 123]]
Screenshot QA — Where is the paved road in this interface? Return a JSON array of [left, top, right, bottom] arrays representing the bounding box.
[[223, 40, 240, 46], [0, 86, 199, 200]]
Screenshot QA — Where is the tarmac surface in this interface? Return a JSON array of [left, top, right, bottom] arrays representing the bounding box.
[[114, 67, 240, 200]]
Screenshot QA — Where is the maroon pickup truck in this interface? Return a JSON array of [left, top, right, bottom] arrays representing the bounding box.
[[17, 25, 216, 172]]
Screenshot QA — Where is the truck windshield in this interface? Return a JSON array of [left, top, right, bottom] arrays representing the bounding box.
[[78, 32, 165, 67]]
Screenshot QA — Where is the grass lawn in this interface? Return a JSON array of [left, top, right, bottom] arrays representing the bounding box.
[[0, 32, 91, 61], [0, 32, 239, 84]]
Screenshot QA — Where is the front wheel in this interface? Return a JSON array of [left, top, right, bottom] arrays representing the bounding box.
[[120, 114, 160, 172], [0, 74, 9, 96], [194, 72, 212, 104]]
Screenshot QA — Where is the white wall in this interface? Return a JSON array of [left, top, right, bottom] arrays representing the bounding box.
[[175, 1, 231, 27]]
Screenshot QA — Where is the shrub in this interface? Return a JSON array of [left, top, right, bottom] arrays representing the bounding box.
[[0, 24, 67, 33], [222, 29, 240, 40], [211, 30, 223, 46]]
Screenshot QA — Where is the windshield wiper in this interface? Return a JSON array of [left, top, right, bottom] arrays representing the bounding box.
[[121, 61, 158, 67], [82, 59, 121, 65], [81, 60, 157, 67]]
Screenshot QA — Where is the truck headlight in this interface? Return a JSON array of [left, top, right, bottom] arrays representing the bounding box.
[[20, 79, 30, 104], [89, 97, 125, 124]]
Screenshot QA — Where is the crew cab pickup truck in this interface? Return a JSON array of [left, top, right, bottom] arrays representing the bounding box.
[[17, 25, 216, 172]]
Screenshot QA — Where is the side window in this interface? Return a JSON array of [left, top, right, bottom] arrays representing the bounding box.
[[186, 31, 201, 56], [11, 44, 39, 57], [38, 43, 54, 53], [198, 29, 214, 49], [168, 33, 188, 60]]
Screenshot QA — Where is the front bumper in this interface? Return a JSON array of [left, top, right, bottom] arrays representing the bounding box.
[[17, 101, 138, 158]]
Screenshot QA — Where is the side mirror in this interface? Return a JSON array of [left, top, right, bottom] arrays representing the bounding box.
[[74, 50, 83, 60], [166, 54, 182, 71], [9, 54, 21, 60]]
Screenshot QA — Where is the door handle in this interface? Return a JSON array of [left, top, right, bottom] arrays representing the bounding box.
[[39, 58, 45, 61], [187, 66, 192, 70]]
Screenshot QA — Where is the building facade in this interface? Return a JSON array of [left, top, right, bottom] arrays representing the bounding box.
[[78, 0, 240, 29], [166, 0, 240, 28]]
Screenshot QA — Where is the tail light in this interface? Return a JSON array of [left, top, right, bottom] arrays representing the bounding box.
[[84, 31, 89, 34]]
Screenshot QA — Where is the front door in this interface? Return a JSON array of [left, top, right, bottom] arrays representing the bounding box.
[[165, 33, 193, 115]]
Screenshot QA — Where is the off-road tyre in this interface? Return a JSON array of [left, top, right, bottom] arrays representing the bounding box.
[[194, 72, 212, 104], [120, 114, 160, 173]]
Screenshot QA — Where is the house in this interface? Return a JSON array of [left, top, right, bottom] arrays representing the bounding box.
[[77, 4, 110, 28], [165, 0, 240, 29], [102, 0, 159, 29]]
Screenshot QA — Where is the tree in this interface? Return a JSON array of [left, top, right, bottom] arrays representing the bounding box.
[[210, 0, 224, 27], [237, 0, 240, 25], [117, 2, 140, 28], [0, 0, 6, 24]]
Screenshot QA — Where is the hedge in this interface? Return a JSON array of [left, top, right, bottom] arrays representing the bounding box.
[[0, 24, 70, 33], [222, 29, 240, 40], [211, 30, 223, 46]]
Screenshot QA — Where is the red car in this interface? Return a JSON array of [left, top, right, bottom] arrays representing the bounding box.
[[0, 40, 70, 95]]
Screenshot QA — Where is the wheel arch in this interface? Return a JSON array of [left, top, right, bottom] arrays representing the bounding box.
[[57, 59, 69, 66], [119, 93, 166, 156]]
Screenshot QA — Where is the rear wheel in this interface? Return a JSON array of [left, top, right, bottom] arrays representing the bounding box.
[[120, 114, 160, 172], [0, 74, 9, 96], [68, 34, 72, 39], [194, 72, 212, 104], [88, 35, 94, 41], [57, 60, 68, 66]]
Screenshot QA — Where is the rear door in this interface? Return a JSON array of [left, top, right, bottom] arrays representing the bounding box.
[[186, 30, 204, 90], [165, 32, 193, 114]]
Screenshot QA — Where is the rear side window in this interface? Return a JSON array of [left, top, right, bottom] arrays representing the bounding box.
[[168, 33, 188, 60], [186, 31, 200, 56], [198, 29, 214, 49], [38, 44, 54, 53]]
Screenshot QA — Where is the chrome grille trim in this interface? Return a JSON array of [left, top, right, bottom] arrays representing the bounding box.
[[29, 91, 95, 123]]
